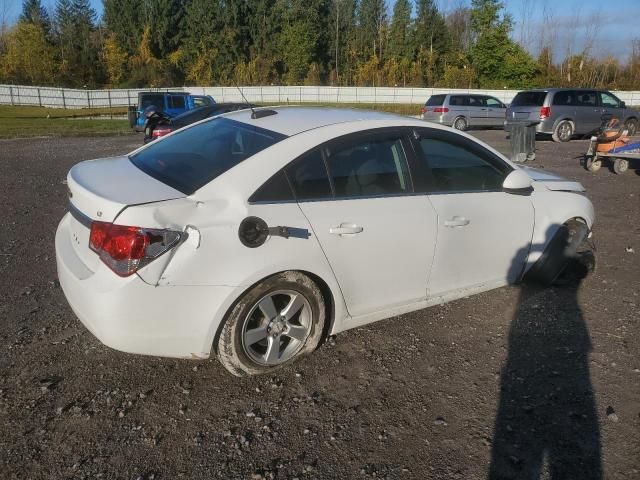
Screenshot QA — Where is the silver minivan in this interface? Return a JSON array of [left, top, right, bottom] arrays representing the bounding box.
[[421, 94, 507, 131], [505, 88, 639, 142]]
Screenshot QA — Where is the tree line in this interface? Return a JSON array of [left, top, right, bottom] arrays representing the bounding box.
[[1, 0, 639, 90]]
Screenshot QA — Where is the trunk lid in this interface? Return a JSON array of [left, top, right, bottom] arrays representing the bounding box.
[[522, 166, 585, 192], [67, 156, 184, 271]]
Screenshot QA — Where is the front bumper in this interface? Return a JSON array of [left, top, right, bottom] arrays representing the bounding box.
[[55, 213, 236, 359]]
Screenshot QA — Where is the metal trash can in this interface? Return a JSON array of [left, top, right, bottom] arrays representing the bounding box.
[[508, 121, 539, 163]]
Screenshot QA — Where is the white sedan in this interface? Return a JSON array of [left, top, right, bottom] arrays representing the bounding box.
[[55, 107, 595, 376]]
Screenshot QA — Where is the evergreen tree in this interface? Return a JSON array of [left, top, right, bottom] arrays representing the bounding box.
[[328, 0, 356, 84], [469, 0, 538, 87], [20, 0, 51, 34], [356, 0, 386, 60], [387, 0, 411, 61], [103, 0, 143, 55]]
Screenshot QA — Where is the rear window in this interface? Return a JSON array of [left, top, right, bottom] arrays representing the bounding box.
[[510, 91, 547, 107], [140, 94, 165, 110], [130, 118, 286, 194], [425, 95, 446, 106]]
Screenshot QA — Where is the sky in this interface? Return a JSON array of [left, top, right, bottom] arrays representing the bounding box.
[[3, 0, 639, 62]]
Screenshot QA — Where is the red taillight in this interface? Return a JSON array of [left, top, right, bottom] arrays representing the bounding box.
[[421, 107, 428, 113], [89, 221, 182, 277], [540, 106, 551, 119], [152, 126, 172, 138], [433, 107, 449, 113]]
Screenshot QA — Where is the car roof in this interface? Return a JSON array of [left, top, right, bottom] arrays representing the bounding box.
[[221, 106, 406, 136]]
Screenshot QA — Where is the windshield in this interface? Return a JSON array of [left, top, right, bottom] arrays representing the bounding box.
[[510, 91, 547, 107], [130, 118, 287, 194]]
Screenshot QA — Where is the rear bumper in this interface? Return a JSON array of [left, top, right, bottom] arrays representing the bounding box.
[[55, 213, 236, 359], [505, 119, 553, 134], [422, 114, 446, 124]]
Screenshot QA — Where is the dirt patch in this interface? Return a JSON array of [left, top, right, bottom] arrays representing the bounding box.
[[0, 132, 638, 479]]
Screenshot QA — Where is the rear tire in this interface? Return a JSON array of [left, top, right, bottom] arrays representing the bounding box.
[[613, 158, 629, 174], [453, 117, 468, 131], [216, 272, 325, 376], [552, 120, 573, 143]]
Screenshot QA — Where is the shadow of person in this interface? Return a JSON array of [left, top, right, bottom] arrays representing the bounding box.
[[489, 233, 601, 479]]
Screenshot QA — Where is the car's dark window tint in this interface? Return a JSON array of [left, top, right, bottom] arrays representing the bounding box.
[[468, 96, 486, 107], [285, 149, 332, 200], [552, 90, 575, 106], [426, 95, 446, 106], [510, 91, 547, 107], [325, 135, 411, 198], [140, 94, 164, 110], [576, 91, 597, 107], [249, 170, 294, 203], [130, 118, 286, 195], [449, 95, 467, 106], [416, 131, 509, 193], [169, 95, 186, 109]]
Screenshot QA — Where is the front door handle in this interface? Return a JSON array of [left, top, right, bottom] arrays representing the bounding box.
[[444, 216, 470, 228], [329, 223, 363, 236]]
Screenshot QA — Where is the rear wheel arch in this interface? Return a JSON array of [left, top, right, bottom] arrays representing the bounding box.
[[211, 269, 336, 355]]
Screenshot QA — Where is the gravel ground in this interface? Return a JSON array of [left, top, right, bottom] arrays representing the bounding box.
[[0, 131, 638, 480]]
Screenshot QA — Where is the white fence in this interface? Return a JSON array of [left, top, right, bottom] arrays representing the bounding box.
[[2, 84, 640, 108]]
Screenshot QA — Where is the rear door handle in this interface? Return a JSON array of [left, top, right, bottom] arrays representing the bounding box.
[[329, 223, 363, 236], [444, 216, 470, 228]]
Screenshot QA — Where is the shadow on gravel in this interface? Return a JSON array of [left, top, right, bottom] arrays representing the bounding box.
[[489, 245, 602, 479]]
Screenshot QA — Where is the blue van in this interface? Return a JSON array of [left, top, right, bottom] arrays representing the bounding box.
[[129, 92, 215, 131]]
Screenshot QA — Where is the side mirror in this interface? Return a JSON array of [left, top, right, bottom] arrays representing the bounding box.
[[503, 169, 533, 195], [620, 101, 626, 108]]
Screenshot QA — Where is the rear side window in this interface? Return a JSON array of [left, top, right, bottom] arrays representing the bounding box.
[[575, 91, 597, 107], [426, 95, 446, 106], [140, 94, 165, 110], [449, 95, 467, 106], [169, 95, 186, 109], [416, 130, 510, 193], [552, 90, 575, 106], [249, 170, 294, 202], [285, 150, 332, 200], [130, 118, 286, 195], [510, 91, 547, 107], [326, 136, 411, 198]]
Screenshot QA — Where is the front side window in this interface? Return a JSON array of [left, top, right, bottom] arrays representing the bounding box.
[[130, 118, 286, 194], [599, 91, 621, 108], [485, 97, 504, 108], [416, 131, 510, 193], [325, 135, 411, 198]]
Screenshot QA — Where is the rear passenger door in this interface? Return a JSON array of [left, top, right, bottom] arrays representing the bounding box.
[[468, 95, 488, 126], [291, 129, 438, 318]]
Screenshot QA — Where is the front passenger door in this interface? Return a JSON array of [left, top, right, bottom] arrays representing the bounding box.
[[412, 129, 535, 297]]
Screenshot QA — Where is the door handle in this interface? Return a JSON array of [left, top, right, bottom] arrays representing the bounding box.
[[329, 223, 363, 236], [444, 216, 470, 228]]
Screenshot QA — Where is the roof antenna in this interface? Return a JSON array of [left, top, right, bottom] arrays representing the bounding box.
[[234, 82, 277, 120]]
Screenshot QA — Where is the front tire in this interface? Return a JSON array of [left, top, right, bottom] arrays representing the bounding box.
[[552, 120, 574, 142], [217, 272, 325, 376]]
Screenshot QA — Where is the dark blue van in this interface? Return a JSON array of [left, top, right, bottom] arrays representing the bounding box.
[[129, 92, 215, 131]]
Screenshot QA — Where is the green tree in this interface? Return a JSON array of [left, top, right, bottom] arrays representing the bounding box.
[[356, 0, 386, 60], [328, 0, 356, 84], [103, 0, 143, 55], [0, 21, 56, 84], [20, 0, 51, 35], [386, 0, 411, 61], [412, 0, 449, 85], [469, 0, 538, 87]]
